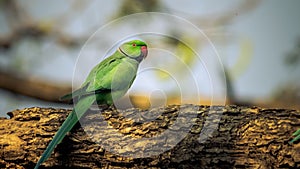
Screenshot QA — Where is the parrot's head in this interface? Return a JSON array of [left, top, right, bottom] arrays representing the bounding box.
[[119, 40, 148, 62]]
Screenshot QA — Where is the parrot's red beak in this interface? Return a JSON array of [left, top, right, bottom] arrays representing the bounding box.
[[141, 46, 148, 59]]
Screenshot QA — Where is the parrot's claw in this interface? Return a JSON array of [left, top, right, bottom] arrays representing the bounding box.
[[89, 104, 111, 111], [108, 104, 117, 110]]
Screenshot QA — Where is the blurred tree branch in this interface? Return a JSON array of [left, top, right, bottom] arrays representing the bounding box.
[[0, 0, 87, 51], [0, 70, 71, 103], [0, 22, 84, 51]]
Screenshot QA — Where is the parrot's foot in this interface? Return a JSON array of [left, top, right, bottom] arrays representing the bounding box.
[[108, 104, 117, 110], [289, 129, 300, 144], [89, 104, 110, 111]]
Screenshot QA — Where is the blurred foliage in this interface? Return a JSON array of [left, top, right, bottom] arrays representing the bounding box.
[[229, 38, 253, 80], [3, 0, 300, 110], [156, 36, 198, 80], [285, 37, 300, 69], [116, 0, 162, 17], [0, 0, 260, 108]]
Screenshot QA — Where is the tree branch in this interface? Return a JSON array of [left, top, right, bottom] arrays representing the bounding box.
[[0, 105, 299, 168], [0, 70, 71, 103]]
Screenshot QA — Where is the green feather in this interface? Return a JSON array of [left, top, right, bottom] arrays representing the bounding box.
[[34, 96, 95, 169], [289, 129, 300, 144]]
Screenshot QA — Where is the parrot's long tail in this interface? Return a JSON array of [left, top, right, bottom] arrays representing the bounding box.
[[34, 95, 96, 169]]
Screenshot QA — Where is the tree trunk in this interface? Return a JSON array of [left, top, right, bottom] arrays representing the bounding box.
[[0, 105, 299, 169]]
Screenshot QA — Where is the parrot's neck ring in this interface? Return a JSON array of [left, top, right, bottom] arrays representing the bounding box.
[[118, 47, 143, 62]]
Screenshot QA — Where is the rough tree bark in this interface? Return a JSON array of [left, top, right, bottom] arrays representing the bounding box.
[[0, 105, 299, 169]]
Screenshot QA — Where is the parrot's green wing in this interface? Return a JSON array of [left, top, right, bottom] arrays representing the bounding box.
[[59, 57, 118, 101], [60, 56, 138, 102], [289, 129, 300, 144], [60, 55, 132, 100], [85, 56, 138, 92]]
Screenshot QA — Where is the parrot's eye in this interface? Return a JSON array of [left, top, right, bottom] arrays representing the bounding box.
[[132, 43, 136, 47]]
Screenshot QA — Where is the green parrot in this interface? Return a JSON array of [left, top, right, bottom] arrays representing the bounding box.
[[289, 129, 300, 144], [34, 40, 148, 169]]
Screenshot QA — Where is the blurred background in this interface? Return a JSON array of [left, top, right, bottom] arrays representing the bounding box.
[[0, 0, 300, 117]]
